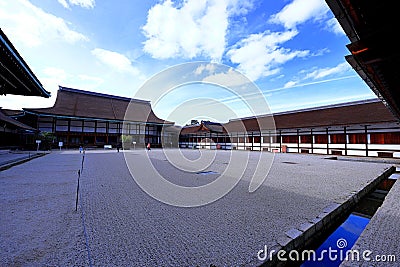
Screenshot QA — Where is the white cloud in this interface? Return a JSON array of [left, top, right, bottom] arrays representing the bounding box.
[[194, 63, 217, 76], [57, 0, 69, 9], [326, 17, 345, 35], [270, 74, 358, 93], [226, 0, 254, 16], [0, 0, 88, 47], [69, 0, 95, 9], [142, 0, 253, 61], [283, 80, 298, 88], [275, 62, 353, 91], [43, 67, 68, 81], [91, 48, 141, 76], [58, 0, 95, 9], [271, 93, 377, 113], [40, 67, 69, 99], [41, 68, 103, 98], [304, 62, 351, 80], [202, 67, 252, 87], [269, 0, 329, 29], [227, 30, 309, 81], [78, 74, 103, 84]]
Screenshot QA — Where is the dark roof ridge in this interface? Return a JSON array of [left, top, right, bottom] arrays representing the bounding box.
[[228, 98, 381, 122], [0, 28, 50, 97], [59, 86, 150, 104]]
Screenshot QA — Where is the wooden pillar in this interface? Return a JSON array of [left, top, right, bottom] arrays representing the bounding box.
[[251, 132, 254, 151], [326, 128, 329, 155], [243, 131, 247, 150], [310, 128, 314, 154], [279, 130, 282, 152], [344, 126, 348, 156], [297, 129, 300, 153], [67, 119, 70, 148], [209, 132, 211, 149], [52, 117, 56, 133], [94, 121, 97, 145], [81, 120, 84, 144], [365, 125, 369, 157], [106, 121, 109, 144], [237, 132, 239, 149], [269, 131, 272, 151], [224, 133, 227, 150]]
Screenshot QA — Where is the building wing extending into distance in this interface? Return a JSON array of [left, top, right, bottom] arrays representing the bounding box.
[[180, 99, 400, 158], [15, 86, 175, 149]]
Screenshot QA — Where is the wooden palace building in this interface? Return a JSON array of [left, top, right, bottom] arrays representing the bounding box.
[[1, 28, 51, 149], [179, 99, 400, 158], [15, 86, 174, 149]]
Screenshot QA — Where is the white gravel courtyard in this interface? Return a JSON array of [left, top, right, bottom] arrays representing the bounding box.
[[0, 149, 393, 266]]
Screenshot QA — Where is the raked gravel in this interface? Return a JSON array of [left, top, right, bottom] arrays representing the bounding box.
[[0, 149, 393, 266]]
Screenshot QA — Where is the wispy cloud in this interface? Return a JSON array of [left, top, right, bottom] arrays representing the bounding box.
[[281, 74, 357, 91], [227, 30, 308, 81], [91, 48, 141, 76], [185, 74, 360, 111], [283, 62, 353, 88], [304, 62, 351, 80], [0, 0, 89, 47], [58, 0, 95, 9], [271, 93, 377, 113], [268, 0, 329, 30], [325, 17, 345, 35], [201, 67, 252, 87]]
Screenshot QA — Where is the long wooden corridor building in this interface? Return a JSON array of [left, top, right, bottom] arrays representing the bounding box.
[[16, 86, 174, 148], [179, 99, 400, 158]]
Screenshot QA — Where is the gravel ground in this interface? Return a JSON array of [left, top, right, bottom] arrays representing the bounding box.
[[0, 149, 393, 266], [0, 152, 88, 266]]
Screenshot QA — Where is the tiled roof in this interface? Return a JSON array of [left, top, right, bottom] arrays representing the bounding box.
[[180, 121, 225, 135], [225, 98, 398, 132], [0, 28, 50, 98], [25, 86, 173, 124], [0, 109, 37, 131]]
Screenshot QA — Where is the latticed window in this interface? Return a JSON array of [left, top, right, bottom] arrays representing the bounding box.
[[348, 133, 366, 144], [370, 132, 400, 144], [330, 134, 346, 144]]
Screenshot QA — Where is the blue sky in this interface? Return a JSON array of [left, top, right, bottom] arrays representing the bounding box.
[[0, 0, 377, 125]]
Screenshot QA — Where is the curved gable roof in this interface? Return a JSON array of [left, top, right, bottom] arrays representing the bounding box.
[[25, 86, 173, 124]]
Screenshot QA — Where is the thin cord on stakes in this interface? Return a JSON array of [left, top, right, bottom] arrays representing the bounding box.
[[75, 169, 80, 212]]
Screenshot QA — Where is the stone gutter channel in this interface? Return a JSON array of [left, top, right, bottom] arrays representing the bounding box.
[[0, 152, 48, 171], [261, 165, 396, 267]]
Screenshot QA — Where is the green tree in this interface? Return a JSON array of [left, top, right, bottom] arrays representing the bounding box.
[[38, 131, 55, 150]]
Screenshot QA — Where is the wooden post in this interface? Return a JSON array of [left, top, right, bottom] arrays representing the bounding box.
[[365, 125, 369, 157], [297, 129, 300, 153], [326, 128, 329, 155], [75, 169, 81, 212], [269, 131, 272, 151], [251, 132, 254, 151], [310, 128, 314, 154]]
